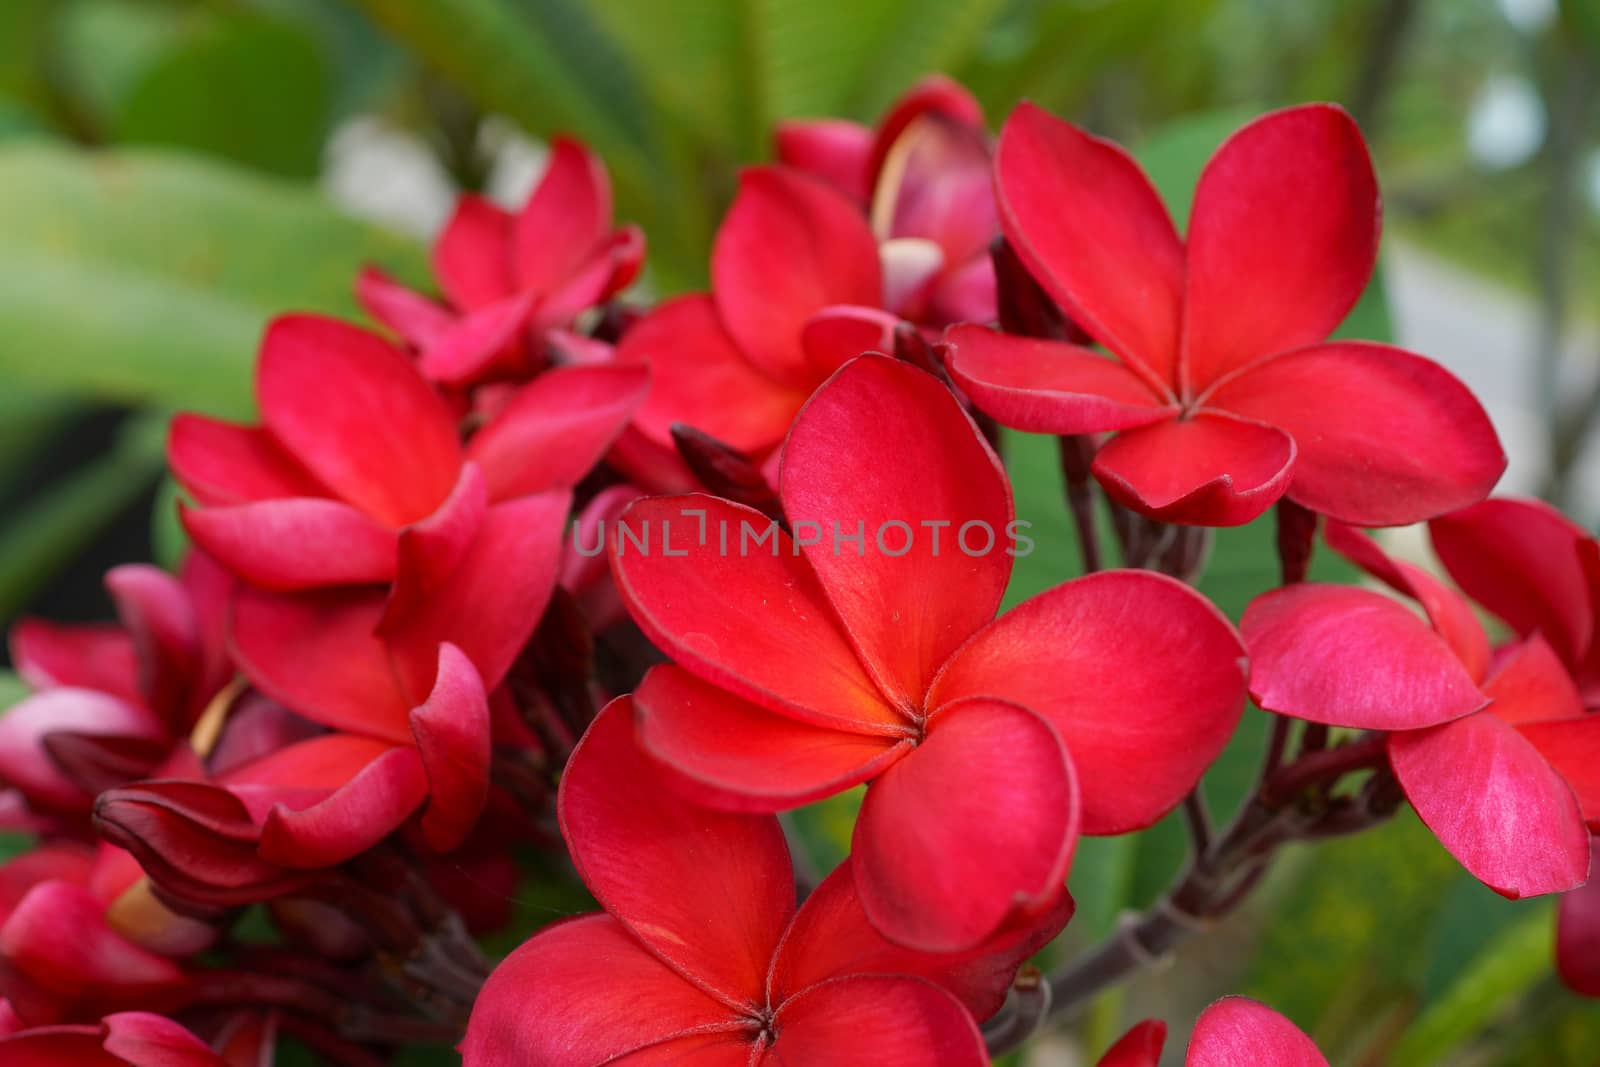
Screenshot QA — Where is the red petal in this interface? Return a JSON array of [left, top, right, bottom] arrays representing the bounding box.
[[408, 644, 491, 853], [944, 325, 1176, 434], [1517, 716, 1600, 828], [533, 224, 645, 327], [766, 975, 987, 1065], [775, 119, 873, 203], [355, 265, 453, 350], [609, 1034, 754, 1064], [995, 102, 1182, 389], [0, 881, 183, 995], [0, 690, 165, 811], [780, 355, 1012, 705], [102, 1012, 232, 1067], [513, 138, 612, 296], [615, 294, 807, 454], [167, 415, 322, 507], [1389, 714, 1589, 897], [1243, 583, 1486, 730], [559, 700, 793, 1009], [382, 492, 569, 699], [1098, 1020, 1167, 1067], [0, 845, 96, 918], [1481, 636, 1586, 726], [875, 112, 995, 271], [1556, 838, 1600, 996], [231, 586, 412, 741], [932, 571, 1247, 834], [1181, 105, 1377, 392], [180, 499, 396, 590], [382, 465, 489, 633], [712, 167, 883, 387], [467, 364, 649, 499], [854, 699, 1076, 952], [414, 293, 535, 385], [1430, 498, 1595, 669], [1092, 412, 1295, 527], [867, 74, 986, 183], [9, 621, 139, 705], [612, 495, 904, 734], [433, 195, 514, 311], [257, 742, 428, 868], [103, 565, 198, 724], [1186, 997, 1327, 1067], [799, 305, 898, 379], [769, 859, 1072, 1022], [1323, 521, 1491, 679], [257, 315, 462, 527], [0, 1028, 123, 1066], [633, 666, 910, 813], [1204, 342, 1505, 525], [461, 914, 741, 1067]]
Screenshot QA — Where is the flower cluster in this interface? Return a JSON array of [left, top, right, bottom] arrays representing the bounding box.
[[0, 74, 1591, 1066]]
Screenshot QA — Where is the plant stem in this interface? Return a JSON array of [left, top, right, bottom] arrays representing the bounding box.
[[1058, 435, 1102, 574]]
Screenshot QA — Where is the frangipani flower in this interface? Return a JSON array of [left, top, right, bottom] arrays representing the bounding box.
[[1559, 837, 1600, 997], [358, 138, 644, 386], [0, 1011, 242, 1067], [463, 698, 1068, 1066], [613, 355, 1246, 950], [945, 103, 1504, 527], [1242, 520, 1598, 897], [1099, 997, 1327, 1067]]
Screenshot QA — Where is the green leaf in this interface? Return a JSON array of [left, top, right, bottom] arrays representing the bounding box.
[[0, 144, 427, 417], [0, 670, 28, 708]]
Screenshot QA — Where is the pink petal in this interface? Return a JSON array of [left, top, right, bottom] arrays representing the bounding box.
[[1556, 838, 1600, 997], [712, 167, 883, 388], [769, 858, 1072, 1022], [355, 265, 454, 350], [180, 499, 396, 590], [875, 111, 995, 271], [103, 565, 198, 725], [799, 305, 899, 379], [944, 325, 1177, 434], [766, 975, 988, 1066], [1243, 583, 1486, 730], [1181, 105, 1378, 392], [1389, 713, 1589, 897], [414, 293, 535, 385], [1204, 342, 1505, 525], [995, 102, 1182, 389], [1098, 1020, 1166, 1067], [256, 315, 462, 527], [102, 1012, 232, 1067], [614, 294, 807, 454], [381, 492, 569, 700], [780, 355, 1012, 705], [1323, 521, 1491, 679], [932, 571, 1247, 834], [230, 586, 412, 742], [167, 415, 323, 507], [408, 644, 491, 853], [433, 195, 514, 311], [632, 666, 911, 813], [879, 236, 945, 316], [1186, 997, 1327, 1067], [0, 690, 166, 811], [611, 495, 905, 734], [467, 364, 649, 499], [9, 621, 140, 705], [560, 700, 793, 1009], [775, 119, 873, 203], [1481, 636, 1586, 726], [1092, 411, 1295, 527], [461, 914, 742, 1067], [257, 742, 428, 868], [0, 881, 183, 995], [513, 137, 613, 296], [854, 699, 1076, 952], [866, 74, 986, 186], [1517, 716, 1600, 828], [381, 465, 489, 633], [1430, 498, 1596, 670], [533, 224, 646, 328]]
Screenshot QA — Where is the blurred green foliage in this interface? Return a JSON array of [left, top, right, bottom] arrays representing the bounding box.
[[0, 1, 1594, 1063]]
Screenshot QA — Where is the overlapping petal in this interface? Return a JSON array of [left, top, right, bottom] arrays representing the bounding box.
[[433, 196, 514, 312], [761, 975, 988, 1066], [1092, 412, 1295, 527], [1557, 838, 1600, 997], [1185, 997, 1327, 1067]]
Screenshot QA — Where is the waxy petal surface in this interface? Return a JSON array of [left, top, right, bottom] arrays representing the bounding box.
[[408, 644, 491, 853], [1556, 838, 1600, 997], [433, 195, 513, 311], [513, 138, 613, 296], [167, 416, 322, 506], [1186, 997, 1327, 1067], [1092, 412, 1295, 527], [180, 499, 396, 590], [763, 975, 988, 1067]]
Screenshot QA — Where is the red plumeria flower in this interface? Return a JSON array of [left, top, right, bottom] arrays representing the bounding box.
[[0, 1011, 244, 1067], [1098, 997, 1327, 1066], [1558, 836, 1600, 997], [171, 313, 646, 593], [463, 697, 1068, 1066], [945, 102, 1505, 527], [612, 355, 1246, 950], [0, 553, 231, 820], [778, 74, 998, 325], [1242, 520, 1598, 897], [357, 138, 644, 386], [1431, 497, 1600, 707]]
